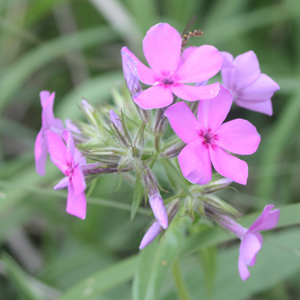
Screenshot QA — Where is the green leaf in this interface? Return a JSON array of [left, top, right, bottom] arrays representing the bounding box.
[[133, 211, 186, 300], [160, 158, 191, 196], [171, 258, 192, 300], [58, 255, 137, 300], [131, 177, 144, 220], [1, 253, 45, 300], [199, 245, 216, 300], [0, 26, 118, 112], [257, 90, 300, 205]]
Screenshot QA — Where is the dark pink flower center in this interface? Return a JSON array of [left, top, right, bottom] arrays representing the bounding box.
[[65, 161, 74, 178], [199, 129, 218, 148], [162, 78, 174, 85]]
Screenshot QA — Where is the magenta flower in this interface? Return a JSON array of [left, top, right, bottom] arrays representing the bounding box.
[[35, 91, 64, 176], [122, 23, 223, 109], [46, 129, 87, 219], [219, 205, 280, 280], [139, 221, 162, 249], [165, 85, 261, 185], [221, 51, 280, 115]]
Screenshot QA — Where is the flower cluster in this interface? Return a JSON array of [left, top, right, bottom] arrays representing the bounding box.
[[35, 22, 280, 280]]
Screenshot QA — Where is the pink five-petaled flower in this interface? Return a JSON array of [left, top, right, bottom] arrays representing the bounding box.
[[122, 23, 223, 109], [221, 51, 280, 116], [165, 85, 261, 185], [35, 91, 64, 176], [46, 129, 87, 219], [219, 205, 280, 280]]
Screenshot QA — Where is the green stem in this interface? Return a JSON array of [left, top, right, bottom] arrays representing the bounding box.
[[172, 258, 192, 300]]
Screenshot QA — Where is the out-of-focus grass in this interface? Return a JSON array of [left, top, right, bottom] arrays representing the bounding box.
[[0, 0, 300, 299]]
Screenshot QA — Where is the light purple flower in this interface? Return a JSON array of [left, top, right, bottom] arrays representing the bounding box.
[[46, 129, 87, 219], [139, 221, 162, 249], [165, 85, 261, 185], [122, 23, 223, 109], [35, 91, 64, 176], [219, 205, 280, 280], [221, 51, 280, 115]]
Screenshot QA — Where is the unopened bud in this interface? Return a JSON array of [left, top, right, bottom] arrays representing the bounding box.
[[161, 141, 186, 158], [80, 100, 102, 131], [201, 194, 239, 220], [200, 177, 233, 194]]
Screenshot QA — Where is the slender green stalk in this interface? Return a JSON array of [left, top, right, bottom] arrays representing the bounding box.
[[172, 258, 192, 300]]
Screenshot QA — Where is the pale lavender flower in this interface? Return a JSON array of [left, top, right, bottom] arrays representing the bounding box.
[[46, 129, 87, 219], [219, 205, 280, 280], [221, 51, 280, 115], [35, 91, 64, 176]]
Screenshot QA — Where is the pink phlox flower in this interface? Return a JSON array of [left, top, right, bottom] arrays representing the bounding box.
[[46, 129, 87, 220], [121, 23, 223, 109], [35, 91, 64, 176], [165, 85, 261, 185], [220, 205, 280, 280], [139, 221, 162, 249], [221, 51, 280, 115]]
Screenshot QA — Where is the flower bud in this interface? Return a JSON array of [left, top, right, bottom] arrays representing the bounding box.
[[199, 177, 233, 194], [202, 194, 239, 220], [80, 100, 103, 132]]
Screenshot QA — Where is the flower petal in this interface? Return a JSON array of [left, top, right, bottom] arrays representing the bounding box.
[[178, 140, 212, 185], [149, 195, 168, 229], [54, 177, 69, 190], [233, 51, 261, 91], [238, 255, 250, 281], [220, 52, 235, 88], [171, 83, 220, 101], [72, 166, 86, 197], [215, 119, 261, 155], [165, 102, 200, 144], [209, 146, 248, 185], [67, 181, 86, 220], [62, 129, 75, 157], [40, 90, 52, 107], [46, 131, 70, 175], [235, 98, 273, 116], [133, 84, 173, 109], [239, 233, 262, 265], [176, 45, 223, 83], [238, 73, 280, 101], [197, 85, 232, 131], [143, 23, 181, 76], [121, 47, 157, 85], [248, 205, 280, 233], [41, 92, 55, 127], [35, 130, 47, 176], [139, 221, 162, 249]]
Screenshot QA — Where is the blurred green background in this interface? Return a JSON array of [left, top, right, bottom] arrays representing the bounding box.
[[1, 0, 300, 299]]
